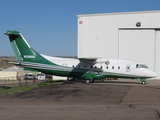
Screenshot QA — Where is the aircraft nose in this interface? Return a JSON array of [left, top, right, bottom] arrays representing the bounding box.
[[149, 70, 157, 78], [145, 69, 157, 78], [152, 72, 157, 78]]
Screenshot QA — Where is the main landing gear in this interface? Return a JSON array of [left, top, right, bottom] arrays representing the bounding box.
[[85, 79, 94, 84], [85, 79, 90, 84]]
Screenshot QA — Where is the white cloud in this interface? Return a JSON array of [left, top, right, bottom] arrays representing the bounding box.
[[17, 25, 25, 28]]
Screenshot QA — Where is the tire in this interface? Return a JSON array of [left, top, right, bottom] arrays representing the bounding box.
[[142, 81, 146, 85], [85, 79, 91, 84]]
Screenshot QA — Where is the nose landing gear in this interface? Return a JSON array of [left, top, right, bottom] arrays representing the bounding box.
[[140, 78, 146, 85], [142, 81, 146, 85]]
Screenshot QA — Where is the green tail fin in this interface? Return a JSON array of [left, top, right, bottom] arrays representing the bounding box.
[[5, 30, 52, 64]]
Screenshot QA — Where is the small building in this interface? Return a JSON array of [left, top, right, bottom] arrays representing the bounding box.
[[0, 66, 23, 80]]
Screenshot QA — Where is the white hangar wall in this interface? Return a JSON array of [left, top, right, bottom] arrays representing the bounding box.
[[77, 11, 160, 79]]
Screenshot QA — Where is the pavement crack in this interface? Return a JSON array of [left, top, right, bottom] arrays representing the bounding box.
[[118, 85, 133, 105], [150, 109, 160, 120], [155, 109, 160, 120], [56, 90, 80, 101]]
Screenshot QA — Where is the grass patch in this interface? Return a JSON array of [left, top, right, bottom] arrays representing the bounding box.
[[0, 81, 56, 95]]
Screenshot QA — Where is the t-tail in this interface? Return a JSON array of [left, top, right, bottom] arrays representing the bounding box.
[[5, 30, 53, 65]]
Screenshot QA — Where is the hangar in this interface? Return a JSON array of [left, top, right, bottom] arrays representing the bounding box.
[[77, 10, 160, 79]]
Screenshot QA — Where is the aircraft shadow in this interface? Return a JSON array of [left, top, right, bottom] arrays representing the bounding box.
[[62, 79, 141, 85], [93, 80, 141, 85]]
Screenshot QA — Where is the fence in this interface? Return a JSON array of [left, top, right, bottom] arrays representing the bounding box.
[[0, 76, 52, 88]]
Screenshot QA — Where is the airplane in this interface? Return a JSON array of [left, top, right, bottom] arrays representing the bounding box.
[[5, 30, 157, 84]]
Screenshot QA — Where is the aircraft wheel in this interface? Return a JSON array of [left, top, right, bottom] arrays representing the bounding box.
[[142, 81, 146, 85], [85, 79, 91, 84]]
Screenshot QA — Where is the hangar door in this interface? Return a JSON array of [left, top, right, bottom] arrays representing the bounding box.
[[119, 29, 155, 71], [155, 30, 160, 79]]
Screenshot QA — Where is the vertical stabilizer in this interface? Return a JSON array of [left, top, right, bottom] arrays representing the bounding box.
[[5, 30, 52, 64]]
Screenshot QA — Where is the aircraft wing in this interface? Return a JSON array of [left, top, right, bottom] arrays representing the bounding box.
[[78, 58, 110, 65], [78, 58, 98, 63]]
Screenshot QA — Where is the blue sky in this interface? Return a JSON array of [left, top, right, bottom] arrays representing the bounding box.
[[0, 0, 160, 56]]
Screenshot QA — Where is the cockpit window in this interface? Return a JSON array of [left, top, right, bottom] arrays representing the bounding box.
[[136, 64, 148, 68]]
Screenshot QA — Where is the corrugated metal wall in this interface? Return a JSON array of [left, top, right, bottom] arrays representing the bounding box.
[[78, 15, 119, 58], [155, 30, 160, 79], [78, 11, 160, 79]]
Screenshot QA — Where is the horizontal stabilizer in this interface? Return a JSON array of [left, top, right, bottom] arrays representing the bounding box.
[[8, 61, 22, 66], [5, 30, 21, 36]]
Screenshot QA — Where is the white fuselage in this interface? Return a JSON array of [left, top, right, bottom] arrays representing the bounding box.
[[42, 55, 157, 79]]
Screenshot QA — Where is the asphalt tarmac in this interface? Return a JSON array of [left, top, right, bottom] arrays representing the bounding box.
[[0, 79, 160, 120]]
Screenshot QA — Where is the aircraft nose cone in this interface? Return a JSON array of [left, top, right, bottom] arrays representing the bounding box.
[[149, 71, 157, 78], [152, 72, 157, 78], [146, 70, 157, 78]]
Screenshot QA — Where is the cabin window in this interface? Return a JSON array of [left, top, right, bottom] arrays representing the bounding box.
[[95, 66, 97, 69], [118, 66, 120, 69], [126, 65, 131, 72], [112, 66, 114, 69], [91, 66, 93, 68], [101, 66, 103, 69], [106, 66, 108, 69]]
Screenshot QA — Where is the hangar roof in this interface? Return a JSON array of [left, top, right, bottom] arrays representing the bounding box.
[[77, 10, 160, 17]]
